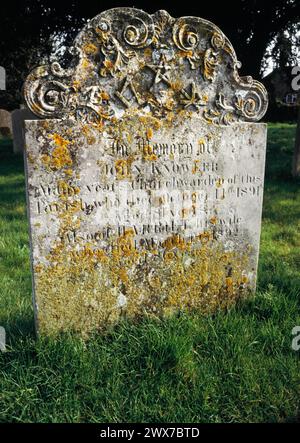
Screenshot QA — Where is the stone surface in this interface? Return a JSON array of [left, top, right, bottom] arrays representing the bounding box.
[[0, 109, 12, 137], [12, 108, 39, 153], [23, 7, 268, 336], [0, 66, 5, 91]]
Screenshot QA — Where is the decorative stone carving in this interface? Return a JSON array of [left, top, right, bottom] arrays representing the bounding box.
[[24, 8, 268, 126]]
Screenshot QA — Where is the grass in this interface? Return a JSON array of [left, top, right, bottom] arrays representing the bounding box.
[[0, 124, 299, 423]]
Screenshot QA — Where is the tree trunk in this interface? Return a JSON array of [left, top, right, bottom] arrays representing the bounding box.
[[292, 107, 300, 177]]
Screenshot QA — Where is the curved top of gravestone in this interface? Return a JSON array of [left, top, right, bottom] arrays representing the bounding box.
[[23, 7, 268, 126]]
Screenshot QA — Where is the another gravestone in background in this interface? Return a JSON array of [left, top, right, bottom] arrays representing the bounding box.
[[264, 66, 300, 177], [0, 109, 12, 137], [23, 7, 268, 336], [263, 68, 298, 124], [0, 66, 5, 91], [12, 107, 40, 154]]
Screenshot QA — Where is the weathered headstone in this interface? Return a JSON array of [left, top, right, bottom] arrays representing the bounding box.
[[12, 108, 39, 153], [23, 8, 268, 336], [0, 66, 5, 91], [0, 109, 12, 137]]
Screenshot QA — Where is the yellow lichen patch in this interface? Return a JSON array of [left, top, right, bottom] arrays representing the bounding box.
[[72, 80, 81, 91], [64, 168, 73, 177], [56, 180, 80, 200], [142, 144, 157, 161], [179, 50, 194, 58], [117, 228, 136, 257], [100, 91, 110, 101], [115, 157, 134, 180], [146, 127, 153, 140], [210, 216, 217, 225], [164, 251, 175, 261], [197, 231, 213, 244], [138, 115, 161, 130], [83, 42, 98, 55], [170, 80, 183, 91], [34, 225, 251, 337], [51, 133, 70, 149], [87, 136, 96, 145], [163, 234, 187, 251], [181, 208, 189, 219], [198, 137, 206, 145], [42, 134, 73, 171], [104, 60, 114, 70], [144, 47, 152, 58], [80, 58, 91, 71]]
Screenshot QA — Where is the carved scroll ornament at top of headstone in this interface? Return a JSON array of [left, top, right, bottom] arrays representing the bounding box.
[[23, 7, 268, 126]]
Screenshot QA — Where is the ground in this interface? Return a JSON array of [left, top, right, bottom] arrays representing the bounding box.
[[0, 123, 299, 423]]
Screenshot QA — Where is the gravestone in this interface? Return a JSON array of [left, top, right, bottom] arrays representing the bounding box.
[[0, 66, 5, 91], [12, 108, 39, 153], [0, 109, 12, 137], [23, 7, 268, 336]]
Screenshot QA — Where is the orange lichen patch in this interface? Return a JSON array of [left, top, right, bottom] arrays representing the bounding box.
[[87, 136, 96, 145], [226, 277, 233, 286], [64, 168, 73, 177], [81, 125, 91, 136], [138, 115, 161, 130], [192, 160, 201, 174], [94, 249, 109, 263], [100, 91, 110, 101], [210, 216, 217, 225], [164, 251, 175, 261], [115, 157, 134, 180], [118, 268, 129, 283], [83, 42, 98, 55], [241, 275, 248, 284], [197, 231, 213, 244], [51, 133, 70, 149], [179, 50, 194, 58], [165, 112, 175, 123], [81, 58, 90, 70], [170, 80, 183, 91], [104, 60, 114, 70], [93, 119, 105, 132], [117, 228, 136, 257], [146, 127, 153, 140], [163, 234, 187, 251], [42, 134, 73, 171], [56, 180, 80, 200], [142, 144, 158, 161], [144, 47, 152, 57]]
